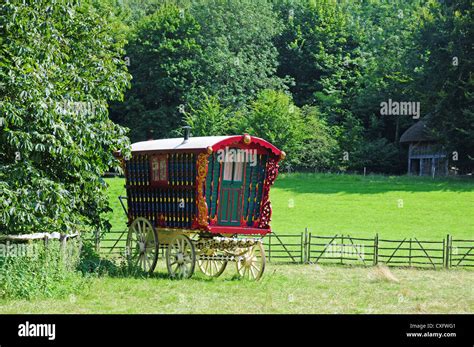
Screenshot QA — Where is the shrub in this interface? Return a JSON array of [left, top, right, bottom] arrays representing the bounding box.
[[77, 236, 150, 278], [0, 240, 87, 300]]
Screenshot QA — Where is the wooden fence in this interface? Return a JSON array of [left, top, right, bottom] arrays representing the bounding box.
[[88, 229, 474, 269]]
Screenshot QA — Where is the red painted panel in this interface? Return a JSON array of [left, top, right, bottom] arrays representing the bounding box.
[[212, 135, 282, 157], [208, 225, 271, 236]]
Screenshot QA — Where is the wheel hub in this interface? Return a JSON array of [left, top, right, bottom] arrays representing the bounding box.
[[243, 253, 255, 267], [177, 253, 185, 264], [139, 241, 146, 254]]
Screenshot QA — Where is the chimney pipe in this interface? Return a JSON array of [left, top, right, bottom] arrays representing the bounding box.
[[147, 129, 154, 141], [182, 126, 191, 143]]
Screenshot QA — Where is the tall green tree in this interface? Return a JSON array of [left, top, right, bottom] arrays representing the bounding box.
[[414, 0, 473, 172], [274, 0, 428, 173], [238, 90, 302, 160], [0, 1, 131, 234], [184, 93, 231, 136], [110, 4, 202, 141], [274, 0, 363, 108], [188, 0, 288, 107], [273, 0, 366, 168], [111, 0, 288, 142], [349, 0, 426, 142]]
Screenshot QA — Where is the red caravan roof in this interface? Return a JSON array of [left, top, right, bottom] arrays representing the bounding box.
[[131, 134, 282, 157]]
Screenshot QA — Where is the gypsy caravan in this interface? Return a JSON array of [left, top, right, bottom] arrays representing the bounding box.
[[121, 130, 285, 280]]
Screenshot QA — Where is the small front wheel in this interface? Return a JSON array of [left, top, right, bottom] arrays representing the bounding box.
[[197, 250, 227, 278], [166, 234, 196, 279], [236, 242, 266, 281]]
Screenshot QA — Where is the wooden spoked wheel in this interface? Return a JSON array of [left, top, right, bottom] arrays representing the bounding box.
[[166, 234, 196, 279], [126, 217, 159, 274], [197, 250, 227, 278], [236, 242, 266, 281]]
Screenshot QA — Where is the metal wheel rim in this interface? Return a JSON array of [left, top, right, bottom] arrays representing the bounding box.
[[236, 242, 266, 281], [126, 217, 159, 274], [166, 235, 196, 279]]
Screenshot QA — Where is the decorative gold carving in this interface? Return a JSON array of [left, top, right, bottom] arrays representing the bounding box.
[[243, 134, 251, 144], [259, 201, 272, 228], [196, 152, 209, 228], [258, 157, 279, 229]]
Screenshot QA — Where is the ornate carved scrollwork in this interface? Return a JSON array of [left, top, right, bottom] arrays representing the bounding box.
[[258, 200, 272, 228], [196, 152, 209, 229], [258, 157, 279, 229]]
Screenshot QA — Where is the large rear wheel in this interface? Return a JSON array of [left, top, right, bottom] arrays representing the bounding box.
[[126, 217, 159, 274]]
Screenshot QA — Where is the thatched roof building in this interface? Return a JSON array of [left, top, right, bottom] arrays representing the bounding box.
[[399, 119, 436, 143], [400, 118, 448, 176]]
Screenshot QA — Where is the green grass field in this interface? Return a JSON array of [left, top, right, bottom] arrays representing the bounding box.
[[1, 262, 472, 314], [106, 173, 474, 240], [1, 173, 472, 314]]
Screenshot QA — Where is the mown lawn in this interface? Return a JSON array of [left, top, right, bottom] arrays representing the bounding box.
[[1, 174, 472, 314], [0, 262, 472, 314], [106, 173, 474, 240], [14, 173, 463, 315]]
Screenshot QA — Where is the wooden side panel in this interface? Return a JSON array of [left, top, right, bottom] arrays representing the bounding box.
[[218, 188, 242, 224], [243, 154, 267, 226], [206, 153, 221, 224], [125, 153, 196, 229]]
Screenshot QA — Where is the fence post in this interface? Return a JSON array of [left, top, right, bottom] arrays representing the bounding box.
[[300, 231, 303, 264], [445, 234, 451, 269], [448, 234, 452, 268], [442, 237, 445, 269], [341, 235, 344, 265], [449, 234, 452, 268], [268, 233, 272, 262], [308, 232, 312, 263], [373, 233, 379, 266], [409, 238, 412, 267], [303, 228, 308, 263], [95, 229, 100, 253]]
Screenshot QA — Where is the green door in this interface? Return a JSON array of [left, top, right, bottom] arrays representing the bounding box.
[[218, 158, 244, 226]]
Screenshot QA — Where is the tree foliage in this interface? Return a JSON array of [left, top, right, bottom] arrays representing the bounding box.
[[110, 0, 288, 142], [110, 0, 472, 174], [109, 4, 202, 141], [415, 0, 474, 172], [184, 93, 231, 136], [188, 0, 287, 107], [0, 1, 131, 234]]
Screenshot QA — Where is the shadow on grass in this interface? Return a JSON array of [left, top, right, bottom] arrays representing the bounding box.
[[78, 242, 156, 279], [79, 249, 242, 282], [274, 173, 474, 195]]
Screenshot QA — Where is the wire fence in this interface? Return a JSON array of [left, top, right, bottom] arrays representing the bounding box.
[[88, 229, 474, 269]]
